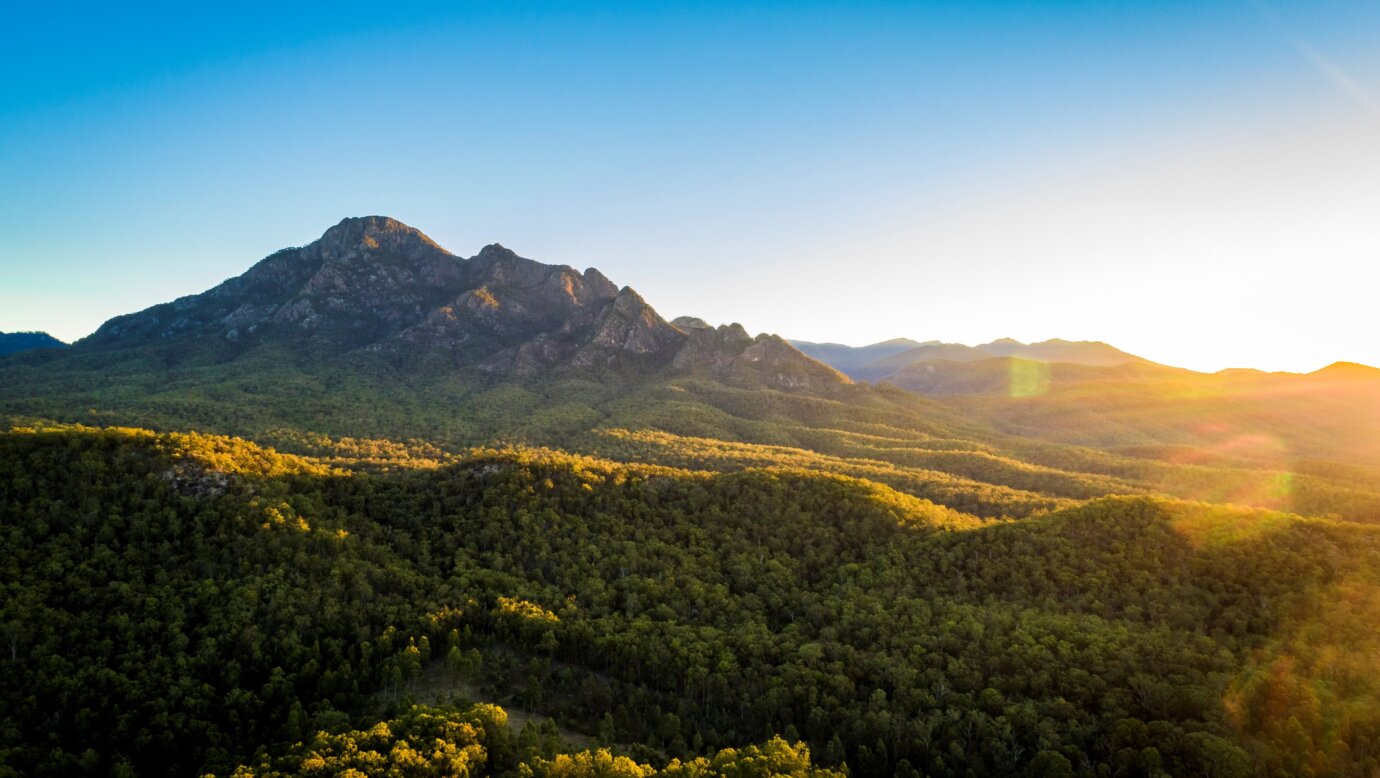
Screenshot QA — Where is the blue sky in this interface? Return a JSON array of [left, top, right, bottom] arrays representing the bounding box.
[[3, 1, 1379, 371]]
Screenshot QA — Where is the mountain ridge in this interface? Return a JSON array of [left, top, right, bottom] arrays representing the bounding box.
[[37, 216, 851, 395], [793, 336, 1151, 383]]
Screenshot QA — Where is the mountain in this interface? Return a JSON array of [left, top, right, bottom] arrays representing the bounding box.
[[1309, 360, 1380, 382], [83, 216, 690, 374], [0, 217, 853, 443], [670, 315, 713, 330], [913, 355, 1380, 468], [789, 337, 927, 374], [798, 336, 1150, 382], [0, 331, 67, 356], [850, 341, 995, 381], [67, 216, 850, 387], [975, 337, 1149, 366]]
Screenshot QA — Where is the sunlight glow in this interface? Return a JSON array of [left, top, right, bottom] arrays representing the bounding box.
[[1008, 359, 1050, 398]]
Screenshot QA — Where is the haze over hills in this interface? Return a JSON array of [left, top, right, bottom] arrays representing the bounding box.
[[783, 337, 927, 376], [792, 336, 1150, 383], [793, 334, 1380, 468]]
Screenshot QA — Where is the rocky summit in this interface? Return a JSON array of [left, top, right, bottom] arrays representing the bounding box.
[[76, 216, 847, 391]]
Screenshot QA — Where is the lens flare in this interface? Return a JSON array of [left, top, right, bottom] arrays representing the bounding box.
[[1008, 358, 1050, 398]]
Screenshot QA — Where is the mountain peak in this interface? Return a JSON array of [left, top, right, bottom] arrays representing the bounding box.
[[672, 316, 713, 331], [1310, 361, 1380, 380], [477, 242, 519, 259], [75, 218, 846, 393], [312, 215, 445, 258]]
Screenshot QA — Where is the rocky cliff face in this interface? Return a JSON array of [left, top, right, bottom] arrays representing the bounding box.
[[88, 217, 460, 349], [674, 324, 852, 393], [79, 216, 848, 390]]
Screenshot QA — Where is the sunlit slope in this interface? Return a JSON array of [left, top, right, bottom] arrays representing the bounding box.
[[6, 348, 1376, 524], [568, 376, 1380, 522], [792, 337, 1148, 382], [232, 703, 841, 777], [890, 356, 1380, 471], [6, 426, 1380, 775], [4, 358, 1366, 526]]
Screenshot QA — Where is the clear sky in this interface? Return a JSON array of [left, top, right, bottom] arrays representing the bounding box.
[[3, 1, 1378, 373]]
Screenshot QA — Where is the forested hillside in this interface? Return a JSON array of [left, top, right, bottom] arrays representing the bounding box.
[[0, 331, 66, 357], [4, 426, 1380, 776], [798, 338, 1380, 473], [791, 338, 1146, 383]]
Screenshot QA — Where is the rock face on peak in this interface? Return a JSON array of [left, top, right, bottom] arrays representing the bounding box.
[[314, 215, 446, 258], [86, 215, 460, 351], [71, 217, 848, 392], [671, 316, 713, 331], [676, 325, 851, 393], [591, 288, 683, 354]]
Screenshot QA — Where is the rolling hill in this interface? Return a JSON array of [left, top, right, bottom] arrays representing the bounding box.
[[789, 337, 928, 376], [0, 330, 66, 356], [792, 336, 1149, 384], [797, 333, 1380, 471]]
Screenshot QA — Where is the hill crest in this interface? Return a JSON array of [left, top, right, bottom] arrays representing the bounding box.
[[0, 331, 67, 357]]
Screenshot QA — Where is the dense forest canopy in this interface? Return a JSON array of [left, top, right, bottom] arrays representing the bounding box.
[[4, 425, 1380, 776]]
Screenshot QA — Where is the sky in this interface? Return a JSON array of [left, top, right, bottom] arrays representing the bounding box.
[[2, 1, 1379, 373]]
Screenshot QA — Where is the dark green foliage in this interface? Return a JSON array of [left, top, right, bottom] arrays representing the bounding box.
[[0, 331, 67, 357], [5, 427, 1378, 776]]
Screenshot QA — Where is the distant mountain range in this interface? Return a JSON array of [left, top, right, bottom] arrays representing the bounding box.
[[0, 331, 66, 357], [789, 335, 1380, 465], [791, 337, 1149, 383], [792, 334, 1376, 394]]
